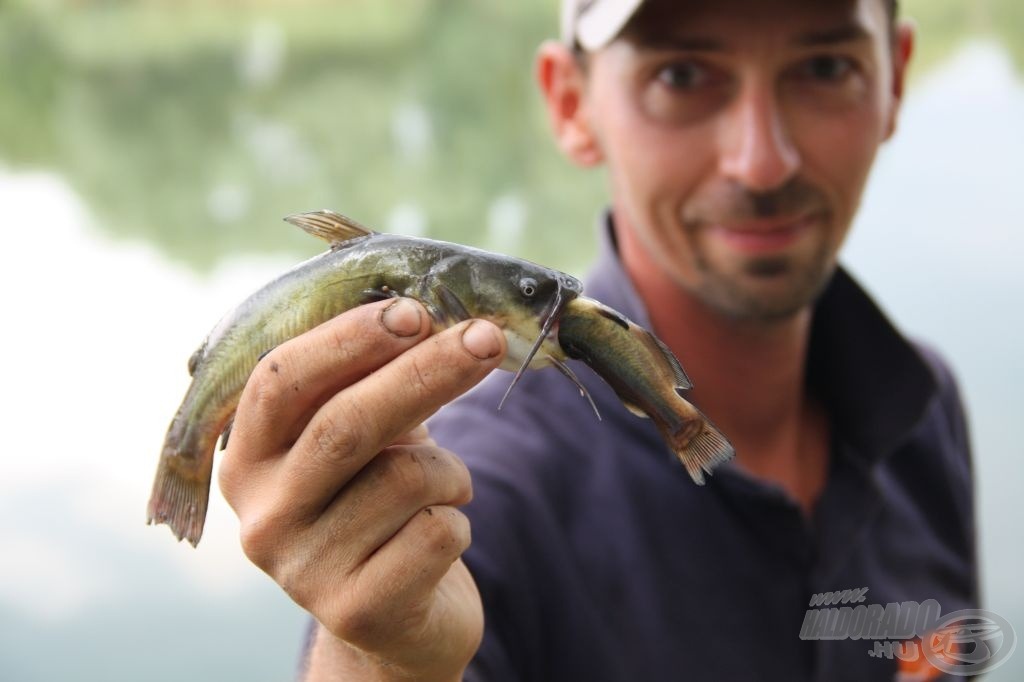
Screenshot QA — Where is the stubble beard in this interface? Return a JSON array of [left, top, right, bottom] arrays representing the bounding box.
[[687, 236, 837, 323], [678, 178, 840, 323]]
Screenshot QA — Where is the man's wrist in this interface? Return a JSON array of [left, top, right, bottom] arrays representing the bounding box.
[[303, 624, 465, 682]]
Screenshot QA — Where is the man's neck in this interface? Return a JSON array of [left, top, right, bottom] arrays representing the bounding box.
[[615, 219, 829, 513]]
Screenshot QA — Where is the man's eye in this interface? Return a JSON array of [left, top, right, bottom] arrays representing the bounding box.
[[656, 62, 711, 90], [800, 55, 855, 82]]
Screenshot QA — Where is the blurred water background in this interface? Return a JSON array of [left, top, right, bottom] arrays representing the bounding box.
[[0, 0, 1021, 680]]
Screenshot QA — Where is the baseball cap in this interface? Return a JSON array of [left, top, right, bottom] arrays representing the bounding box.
[[560, 0, 646, 51]]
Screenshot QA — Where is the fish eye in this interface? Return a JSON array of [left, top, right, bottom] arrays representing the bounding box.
[[519, 277, 538, 297]]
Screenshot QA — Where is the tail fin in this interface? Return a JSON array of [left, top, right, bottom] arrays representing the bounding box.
[[146, 423, 217, 547], [667, 418, 735, 485]]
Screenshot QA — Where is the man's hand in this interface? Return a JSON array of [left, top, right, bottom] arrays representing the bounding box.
[[218, 297, 506, 681]]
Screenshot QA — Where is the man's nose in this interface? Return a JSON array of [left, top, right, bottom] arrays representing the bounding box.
[[718, 84, 800, 192]]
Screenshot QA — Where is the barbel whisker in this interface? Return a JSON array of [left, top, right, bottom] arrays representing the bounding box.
[[498, 287, 566, 411]]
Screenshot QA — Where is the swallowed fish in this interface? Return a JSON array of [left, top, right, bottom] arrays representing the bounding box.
[[558, 296, 734, 484], [147, 210, 732, 546]]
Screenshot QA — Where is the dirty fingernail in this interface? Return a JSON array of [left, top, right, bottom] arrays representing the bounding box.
[[462, 320, 502, 360], [382, 298, 422, 337]]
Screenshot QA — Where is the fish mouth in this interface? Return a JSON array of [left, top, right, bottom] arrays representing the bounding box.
[[538, 276, 581, 340], [498, 280, 579, 410], [558, 273, 584, 296]]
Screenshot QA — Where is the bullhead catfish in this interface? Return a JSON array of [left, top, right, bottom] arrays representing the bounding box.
[[148, 210, 733, 546], [558, 296, 733, 484]]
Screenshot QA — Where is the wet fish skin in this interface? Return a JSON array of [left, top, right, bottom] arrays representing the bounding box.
[[556, 296, 734, 484], [147, 210, 581, 546]]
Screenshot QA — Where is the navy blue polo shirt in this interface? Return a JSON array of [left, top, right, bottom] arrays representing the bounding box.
[[429, 221, 978, 681]]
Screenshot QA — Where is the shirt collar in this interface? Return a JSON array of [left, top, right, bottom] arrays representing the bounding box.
[[582, 212, 939, 464]]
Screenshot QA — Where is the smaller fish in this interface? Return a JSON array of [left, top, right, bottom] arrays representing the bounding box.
[[557, 296, 734, 484]]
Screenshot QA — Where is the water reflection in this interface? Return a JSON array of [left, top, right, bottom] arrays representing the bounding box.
[[0, 0, 604, 274], [0, 169, 307, 681], [3, 0, 1019, 275], [1, 2, 1023, 681]]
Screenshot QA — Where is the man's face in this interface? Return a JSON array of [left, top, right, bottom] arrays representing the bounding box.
[[577, 0, 908, 321]]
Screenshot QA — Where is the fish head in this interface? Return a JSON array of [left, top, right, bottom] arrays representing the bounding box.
[[426, 251, 581, 386], [504, 266, 582, 323], [471, 259, 581, 341], [434, 252, 577, 326], [429, 252, 573, 362], [478, 261, 583, 405]]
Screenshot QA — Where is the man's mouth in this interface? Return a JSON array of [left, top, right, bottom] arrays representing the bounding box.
[[704, 213, 820, 255]]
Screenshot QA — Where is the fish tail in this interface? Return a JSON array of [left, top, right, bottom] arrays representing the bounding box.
[[146, 417, 218, 547], [667, 416, 735, 485]]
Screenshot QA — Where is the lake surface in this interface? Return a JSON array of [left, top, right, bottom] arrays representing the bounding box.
[[1, 15, 1021, 682]]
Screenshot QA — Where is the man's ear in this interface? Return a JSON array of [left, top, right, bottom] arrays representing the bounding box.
[[536, 40, 604, 167], [884, 20, 915, 141]]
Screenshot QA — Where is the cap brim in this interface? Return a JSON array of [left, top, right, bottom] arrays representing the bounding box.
[[575, 0, 645, 51]]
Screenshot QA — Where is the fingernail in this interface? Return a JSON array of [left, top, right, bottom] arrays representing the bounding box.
[[462, 321, 502, 360], [381, 298, 422, 337]]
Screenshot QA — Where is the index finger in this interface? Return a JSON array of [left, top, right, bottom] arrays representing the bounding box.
[[278, 318, 505, 517], [229, 297, 432, 461]]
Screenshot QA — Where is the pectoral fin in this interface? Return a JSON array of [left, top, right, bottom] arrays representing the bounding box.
[[549, 356, 601, 420], [431, 283, 472, 326]]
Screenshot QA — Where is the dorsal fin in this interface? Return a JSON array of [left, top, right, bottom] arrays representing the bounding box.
[[284, 209, 375, 245], [648, 332, 693, 391]]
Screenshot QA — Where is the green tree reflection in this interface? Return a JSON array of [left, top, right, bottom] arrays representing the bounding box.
[[0, 0, 1018, 273]]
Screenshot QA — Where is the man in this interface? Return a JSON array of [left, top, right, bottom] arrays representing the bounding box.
[[217, 0, 978, 680]]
